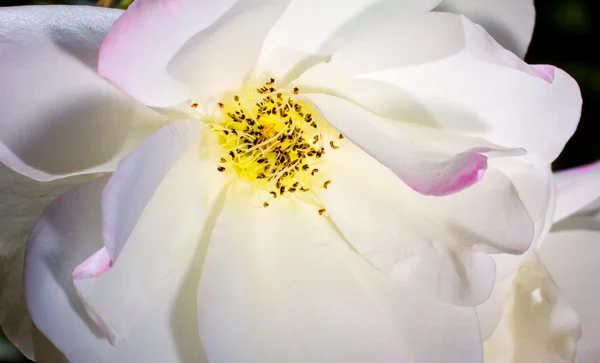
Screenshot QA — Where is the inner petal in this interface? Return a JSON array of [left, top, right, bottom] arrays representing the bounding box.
[[193, 76, 343, 213]]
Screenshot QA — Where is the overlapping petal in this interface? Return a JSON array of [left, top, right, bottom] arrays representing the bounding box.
[[72, 119, 225, 343], [168, 0, 291, 108], [100, 119, 204, 262], [197, 190, 482, 363], [98, 0, 237, 106], [294, 12, 581, 166], [100, 0, 290, 108], [434, 0, 535, 58], [25, 177, 210, 362], [311, 130, 532, 305], [0, 6, 166, 182], [256, 0, 443, 82], [305, 93, 526, 197]]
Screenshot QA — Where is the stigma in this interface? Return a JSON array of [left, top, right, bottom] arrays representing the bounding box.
[[194, 76, 341, 214]]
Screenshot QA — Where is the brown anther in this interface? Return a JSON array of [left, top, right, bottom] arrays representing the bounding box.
[[293, 87, 300, 94], [323, 180, 331, 189], [234, 95, 239, 102], [229, 151, 235, 159], [300, 187, 309, 192], [263, 202, 270, 208], [329, 141, 339, 150], [318, 208, 326, 216], [217, 166, 226, 172], [289, 188, 297, 193], [269, 191, 278, 199], [191, 102, 199, 109], [311, 168, 319, 176], [338, 134, 344, 139], [302, 164, 309, 171], [218, 102, 224, 108], [219, 157, 227, 163]]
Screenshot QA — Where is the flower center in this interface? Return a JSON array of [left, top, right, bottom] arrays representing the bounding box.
[[195, 76, 341, 212]]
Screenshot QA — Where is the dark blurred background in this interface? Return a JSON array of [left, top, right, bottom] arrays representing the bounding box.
[[0, 0, 598, 361]]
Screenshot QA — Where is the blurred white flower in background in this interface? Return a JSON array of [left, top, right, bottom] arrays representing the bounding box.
[[480, 162, 600, 363]]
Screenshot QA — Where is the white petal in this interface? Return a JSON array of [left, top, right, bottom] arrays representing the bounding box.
[[197, 189, 483, 363], [295, 12, 581, 166], [434, 0, 535, 58], [539, 230, 600, 363], [483, 255, 581, 363], [72, 121, 226, 343], [0, 164, 98, 360], [25, 177, 211, 363], [256, 0, 443, 82], [314, 135, 532, 305], [0, 6, 166, 182], [491, 160, 555, 248], [101, 119, 203, 261], [168, 0, 290, 109], [553, 162, 600, 223]]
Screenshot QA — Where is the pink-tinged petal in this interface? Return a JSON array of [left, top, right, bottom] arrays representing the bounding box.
[[408, 151, 486, 196], [435, 0, 535, 58], [305, 93, 522, 196], [71, 248, 112, 279], [0, 6, 166, 182], [24, 177, 211, 362], [553, 161, 600, 223], [102, 119, 202, 262], [531, 64, 556, 83], [295, 12, 581, 167], [98, 0, 240, 107], [197, 190, 482, 363]]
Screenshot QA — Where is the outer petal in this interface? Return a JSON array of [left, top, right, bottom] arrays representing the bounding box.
[[72, 120, 226, 343], [197, 189, 483, 363], [24, 177, 211, 362], [295, 12, 581, 166], [0, 6, 166, 182], [256, 0, 443, 82], [314, 134, 531, 305], [0, 165, 97, 360], [434, 0, 535, 58], [539, 230, 600, 363], [553, 162, 600, 223]]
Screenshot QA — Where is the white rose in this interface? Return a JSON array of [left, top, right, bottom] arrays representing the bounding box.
[[0, 1, 581, 362]]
